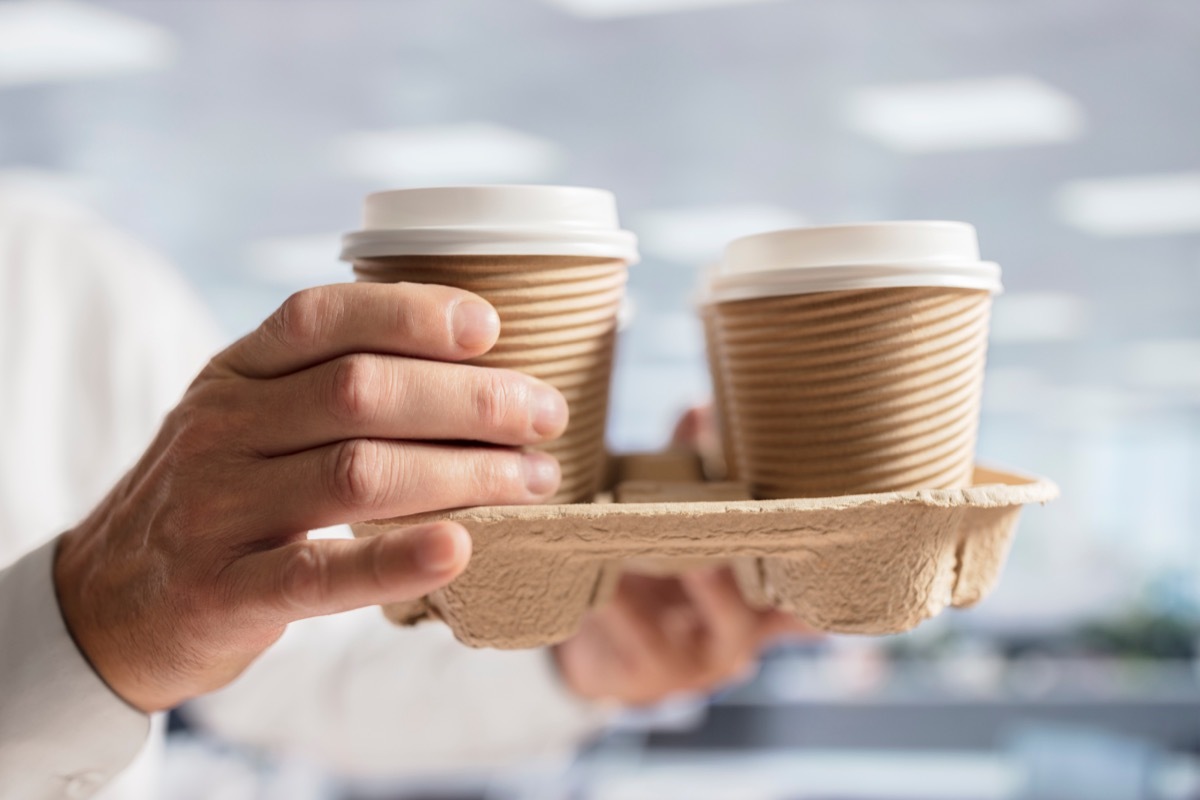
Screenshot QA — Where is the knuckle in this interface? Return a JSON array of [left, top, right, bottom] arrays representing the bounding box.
[[328, 439, 387, 510], [166, 399, 224, 456], [472, 372, 529, 437], [275, 288, 334, 350], [278, 543, 331, 612], [328, 354, 380, 424], [469, 450, 525, 499], [172, 376, 265, 459], [363, 534, 392, 591]]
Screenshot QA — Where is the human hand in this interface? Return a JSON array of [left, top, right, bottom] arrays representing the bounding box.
[[552, 404, 813, 706], [54, 282, 568, 712], [553, 569, 809, 705]]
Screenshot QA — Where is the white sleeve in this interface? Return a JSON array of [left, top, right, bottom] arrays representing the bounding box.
[[183, 603, 612, 778], [0, 538, 150, 800]]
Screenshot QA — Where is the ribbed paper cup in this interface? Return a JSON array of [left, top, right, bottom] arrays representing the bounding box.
[[342, 187, 638, 504], [709, 222, 1002, 500], [701, 305, 739, 480], [355, 255, 625, 503]]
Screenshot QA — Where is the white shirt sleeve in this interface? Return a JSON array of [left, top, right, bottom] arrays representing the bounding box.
[[0, 538, 150, 800], [183, 600, 612, 778]]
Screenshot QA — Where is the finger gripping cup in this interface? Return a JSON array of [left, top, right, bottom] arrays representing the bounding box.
[[342, 186, 639, 504]]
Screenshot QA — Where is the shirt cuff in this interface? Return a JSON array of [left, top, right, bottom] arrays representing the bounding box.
[[0, 537, 151, 800]]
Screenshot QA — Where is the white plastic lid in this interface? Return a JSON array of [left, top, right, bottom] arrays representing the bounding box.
[[710, 221, 1002, 302], [340, 185, 640, 263]]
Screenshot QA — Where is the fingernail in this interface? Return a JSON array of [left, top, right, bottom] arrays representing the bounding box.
[[452, 301, 500, 351], [416, 525, 468, 573], [522, 451, 561, 496], [531, 384, 568, 438]]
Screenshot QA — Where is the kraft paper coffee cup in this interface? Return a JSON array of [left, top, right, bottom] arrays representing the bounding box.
[[708, 221, 1002, 500], [342, 186, 639, 504], [697, 267, 738, 481]]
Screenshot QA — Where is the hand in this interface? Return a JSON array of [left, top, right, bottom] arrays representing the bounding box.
[[54, 282, 569, 712], [553, 569, 808, 706], [553, 404, 813, 706]]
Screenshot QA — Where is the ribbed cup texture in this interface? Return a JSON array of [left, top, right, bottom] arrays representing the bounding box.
[[713, 287, 991, 499], [701, 306, 739, 480], [354, 255, 625, 504]]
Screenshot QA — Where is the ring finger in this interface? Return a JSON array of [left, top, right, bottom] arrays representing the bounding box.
[[237, 439, 562, 535]]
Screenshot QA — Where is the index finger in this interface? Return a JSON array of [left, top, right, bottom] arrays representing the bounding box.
[[212, 282, 501, 380]]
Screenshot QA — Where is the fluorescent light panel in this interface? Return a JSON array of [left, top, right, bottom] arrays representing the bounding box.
[[0, 0, 175, 87], [541, 0, 780, 19], [845, 75, 1085, 153], [1055, 172, 1200, 237], [333, 123, 564, 185], [636, 203, 807, 265]]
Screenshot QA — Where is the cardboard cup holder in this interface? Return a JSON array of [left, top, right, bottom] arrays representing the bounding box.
[[352, 452, 1058, 649]]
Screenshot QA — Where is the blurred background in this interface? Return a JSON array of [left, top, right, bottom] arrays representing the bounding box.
[[2, 0, 1198, 797]]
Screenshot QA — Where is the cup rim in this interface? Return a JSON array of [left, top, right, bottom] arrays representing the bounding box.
[[707, 261, 1003, 303]]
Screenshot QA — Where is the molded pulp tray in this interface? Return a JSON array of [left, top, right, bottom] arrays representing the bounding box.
[[351, 458, 1058, 649]]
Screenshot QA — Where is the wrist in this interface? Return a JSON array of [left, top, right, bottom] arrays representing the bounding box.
[[53, 522, 152, 713]]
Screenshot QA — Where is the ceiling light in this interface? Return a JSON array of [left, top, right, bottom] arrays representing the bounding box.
[[333, 123, 564, 185], [844, 75, 1085, 153], [636, 204, 807, 265], [1055, 172, 1200, 237], [245, 234, 345, 287], [989, 292, 1089, 343], [0, 0, 175, 88], [540, 0, 780, 19]]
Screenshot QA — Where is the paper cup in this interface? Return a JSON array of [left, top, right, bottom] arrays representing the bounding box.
[[709, 222, 1001, 499], [343, 187, 638, 503], [701, 304, 739, 480]]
